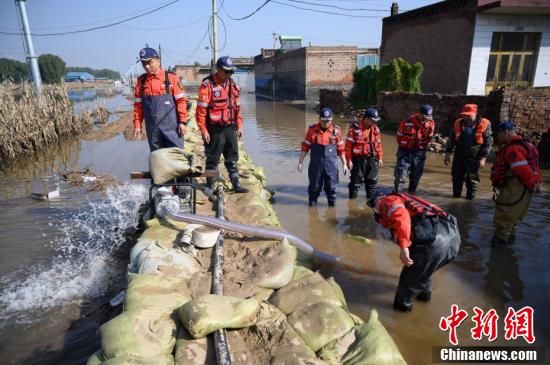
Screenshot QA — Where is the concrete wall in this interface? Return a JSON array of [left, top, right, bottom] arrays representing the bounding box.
[[380, 0, 478, 95], [466, 13, 550, 95]]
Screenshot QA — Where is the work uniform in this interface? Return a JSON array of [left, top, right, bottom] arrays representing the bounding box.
[[302, 123, 345, 205], [394, 115, 435, 193], [376, 193, 460, 310], [196, 74, 243, 184], [446, 117, 493, 199], [133, 68, 187, 151], [491, 136, 541, 243], [345, 122, 383, 198]]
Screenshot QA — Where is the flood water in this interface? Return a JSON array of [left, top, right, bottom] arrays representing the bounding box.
[[0, 92, 549, 364]]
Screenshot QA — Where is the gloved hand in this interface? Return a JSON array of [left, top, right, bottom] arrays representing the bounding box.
[[298, 161, 304, 173]]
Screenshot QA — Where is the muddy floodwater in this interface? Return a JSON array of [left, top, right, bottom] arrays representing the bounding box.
[[0, 93, 549, 364]]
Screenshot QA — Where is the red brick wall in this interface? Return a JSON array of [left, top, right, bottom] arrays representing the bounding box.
[[501, 88, 550, 131], [380, 0, 477, 95]]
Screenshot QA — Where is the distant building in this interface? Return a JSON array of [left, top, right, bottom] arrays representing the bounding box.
[[174, 57, 255, 92], [380, 0, 550, 95], [64, 72, 94, 82], [255, 45, 378, 102]]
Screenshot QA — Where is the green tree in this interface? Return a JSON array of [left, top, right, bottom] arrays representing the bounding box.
[[38, 54, 66, 84], [66, 66, 120, 80], [0, 58, 28, 82]]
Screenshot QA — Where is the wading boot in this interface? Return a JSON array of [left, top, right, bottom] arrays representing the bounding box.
[[393, 299, 413, 313], [349, 186, 358, 199], [230, 175, 249, 194], [407, 181, 418, 194], [452, 182, 463, 198], [417, 291, 432, 302], [491, 236, 507, 247], [392, 182, 400, 194], [465, 190, 476, 200], [309, 199, 317, 207], [328, 200, 335, 207]]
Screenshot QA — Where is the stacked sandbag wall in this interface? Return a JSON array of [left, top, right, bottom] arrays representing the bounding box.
[[88, 102, 406, 364]]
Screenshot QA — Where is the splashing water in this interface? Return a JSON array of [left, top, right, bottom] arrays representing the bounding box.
[[0, 183, 147, 324]]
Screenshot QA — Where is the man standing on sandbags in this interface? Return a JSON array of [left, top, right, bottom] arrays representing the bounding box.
[[345, 108, 383, 199], [133, 47, 188, 151], [298, 108, 348, 207], [444, 104, 492, 200], [368, 190, 460, 312], [196, 56, 248, 193]]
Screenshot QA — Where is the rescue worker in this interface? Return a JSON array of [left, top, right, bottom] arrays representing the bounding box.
[[345, 108, 383, 199], [444, 104, 493, 200], [133, 47, 188, 151], [196, 56, 248, 193], [298, 108, 348, 206], [490, 121, 542, 245], [368, 189, 461, 312], [394, 105, 435, 193]]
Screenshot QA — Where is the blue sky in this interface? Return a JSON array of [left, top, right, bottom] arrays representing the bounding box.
[[0, 0, 438, 74]]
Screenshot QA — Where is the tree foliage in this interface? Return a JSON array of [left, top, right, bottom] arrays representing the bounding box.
[[0, 58, 28, 82], [66, 66, 121, 80], [38, 54, 66, 84], [350, 58, 424, 107]]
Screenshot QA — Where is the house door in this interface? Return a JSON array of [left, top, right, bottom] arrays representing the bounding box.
[[485, 32, 540, 94]]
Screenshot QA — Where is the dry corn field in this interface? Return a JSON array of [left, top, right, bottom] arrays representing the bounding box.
[[0, 82, 96, 163]]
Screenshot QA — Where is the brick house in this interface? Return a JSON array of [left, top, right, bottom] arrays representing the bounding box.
[[255, 46, 378, 103], [380, 0, 550, 95]]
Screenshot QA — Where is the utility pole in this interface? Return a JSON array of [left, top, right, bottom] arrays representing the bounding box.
[[16, 0, 41, 96], [212, 0, 218, 68], [158, 44, 162, 62], [272, 32, 278, 49]]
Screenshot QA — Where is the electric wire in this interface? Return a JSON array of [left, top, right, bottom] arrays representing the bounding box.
[[283, 0, 389, 11], [0, 0, 179, 36], [222, 0, 272, 21], [271, 0, 382, 18]]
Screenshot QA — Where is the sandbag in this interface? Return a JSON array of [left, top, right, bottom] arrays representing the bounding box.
[[174, 327, 216, 365], [254, 238, 297, 289], [270, 352, 327, 365], [149, 147, 203, 184], [139, 219, 181, 248], [129, 241, 202, 278], [317, 328, 357, 364], [178, 295, 261, 338], [124, 273, 191, 313], [100, 308, 177, 359], [129, 239, 156, 265], [287, 302, 355, 352], [291, 266, 314, 282], [269, 273, 346, 315], [102, 355, 174, 365], [342, 309, 407, 365]]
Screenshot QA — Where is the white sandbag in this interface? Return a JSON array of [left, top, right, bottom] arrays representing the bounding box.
[[269, 273, 346, 315], [174, 327, 216, 365], [129, 241, 202, 278], [270, 352, 327, 365], [317, 328, 357, 364], [129, 239, 156, 266], [177, 295, 260, 338], [342, 309, 407, 365], [102, 355, 174, 365], [100, 308, 177, 360], [254, 239, 297, 289], [149, 147, 203, 184], [124, 273, 191, 313], [287, 302, 355, 353]]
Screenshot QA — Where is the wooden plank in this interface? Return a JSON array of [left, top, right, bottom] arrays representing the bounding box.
[[130, 171, 151, 179]]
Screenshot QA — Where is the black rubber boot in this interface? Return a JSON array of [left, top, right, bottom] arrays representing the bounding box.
[[393, 299, 413, 313], [393, 182, 400, 194], [309, 199, 317, 207], [230, 175, 249, 194], [328, 200, 335, 207], [465, 189, 476, 200], [507, 233, 516, 245], [417, 291, 432, 302], [349, 187, 358, 199], [407, 182, 418, 194], [491, 236, 507, 246], [452, 181, 463, 198]]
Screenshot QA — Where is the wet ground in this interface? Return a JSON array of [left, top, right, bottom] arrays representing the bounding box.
[[0, 92, 549, 364]]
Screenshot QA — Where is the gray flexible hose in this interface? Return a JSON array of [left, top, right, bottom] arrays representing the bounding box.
[[163, 207, 340, 265]]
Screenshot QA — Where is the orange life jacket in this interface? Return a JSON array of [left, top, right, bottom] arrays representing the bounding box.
[[205, 76, 238, 125], [350, 123, 381, 157], [311, 124, 340, 145], [453, 117, 490, 145], [397, 116, 433, 150], [490, 138, 540, 188], [377, 192, 447, 227]]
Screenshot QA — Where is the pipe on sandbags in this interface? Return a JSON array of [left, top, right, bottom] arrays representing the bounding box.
[[163, 207, 340, 265]]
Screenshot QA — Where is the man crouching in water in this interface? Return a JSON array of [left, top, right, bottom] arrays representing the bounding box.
[[368, 190, 461, 312]]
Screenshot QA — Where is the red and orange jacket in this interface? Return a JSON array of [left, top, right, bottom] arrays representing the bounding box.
[[196, 75, 243, 135], [491, 136, 542, 191], [377, 193, 445, 248], [396, 114, 435, 151], [301, 123, 345, 156], [133, 68, 187, 129], [445, 117, 493, 157], [345, 121, 383, 162]]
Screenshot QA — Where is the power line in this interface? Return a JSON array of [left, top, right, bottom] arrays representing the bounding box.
[[271, 0, 382, 18], [283, 0, 389, 11], [0, 0, 179, 37], [119, 16, 208, 31], [222, 0, 272, 21]]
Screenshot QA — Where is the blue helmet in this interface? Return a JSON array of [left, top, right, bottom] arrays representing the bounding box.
[[320, 107, 333, 120], [364, 107, 381, 121], [216, 56, 236, 71], [139, 47, 159, 61], [419, 104, 433, 120]]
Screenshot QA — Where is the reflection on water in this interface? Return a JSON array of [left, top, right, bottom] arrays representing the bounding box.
[[248, 96, 550, 363]]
